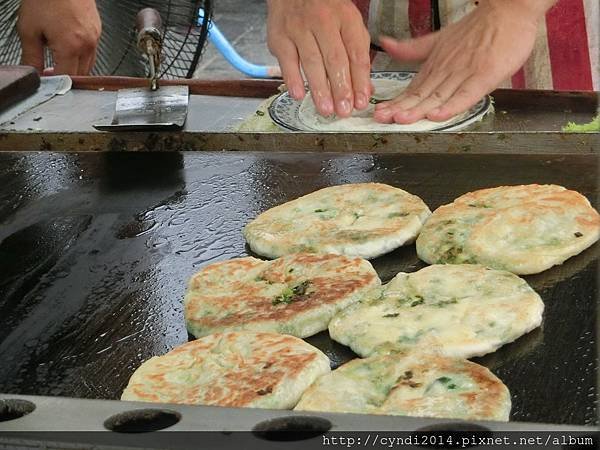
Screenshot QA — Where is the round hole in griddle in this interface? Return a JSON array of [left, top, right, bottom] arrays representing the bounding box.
[[0, 399, 36, 422], [252, 416, 331, 441], [104, 408, 181, 433], [413, 423, 492, 449]]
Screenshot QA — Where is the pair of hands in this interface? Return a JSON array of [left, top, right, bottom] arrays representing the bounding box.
[[18, 0, 101, 76], [18, 0, 552, 123], [268, 0, 553, 124]]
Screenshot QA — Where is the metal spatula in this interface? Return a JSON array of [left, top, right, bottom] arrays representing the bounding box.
[[94, 8, 189, 131]]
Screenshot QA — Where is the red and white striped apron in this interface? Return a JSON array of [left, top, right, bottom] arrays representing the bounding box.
[[353, 0, 599, 91]]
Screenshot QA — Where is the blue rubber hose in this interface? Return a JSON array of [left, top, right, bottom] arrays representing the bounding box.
[[198, 9, 281, 79]]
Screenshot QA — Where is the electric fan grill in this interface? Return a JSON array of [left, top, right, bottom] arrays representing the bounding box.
[[0, 0, 213, 79]]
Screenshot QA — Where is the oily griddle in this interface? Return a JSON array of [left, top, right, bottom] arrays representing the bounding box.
[[0, 151, 596, 425]]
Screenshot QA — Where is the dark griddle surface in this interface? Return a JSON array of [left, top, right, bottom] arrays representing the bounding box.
[[0, 152, 597, 426]]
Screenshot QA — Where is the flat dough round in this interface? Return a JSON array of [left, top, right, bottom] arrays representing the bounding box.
[[184, 253, 380, 339], [243, 183, 431, 259], [122, 331, 330, 409], [416, 184, 600, 274], [329, 264, 544, 359], [298, 78, 469, 132], [294, 350, 511, 421]]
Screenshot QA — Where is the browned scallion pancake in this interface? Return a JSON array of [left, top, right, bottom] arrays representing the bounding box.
[[122, 331, 331, 409], [295, 349, 511, 421], [243, 183, 431, 259], [184, 253, 380, 339], [416, 184, 600, 274]]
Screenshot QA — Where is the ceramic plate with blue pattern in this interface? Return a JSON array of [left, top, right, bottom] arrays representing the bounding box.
[[268, 71, 492, 132]]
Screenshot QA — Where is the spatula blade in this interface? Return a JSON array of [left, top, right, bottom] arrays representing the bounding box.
[[94, 85, 188, 131]]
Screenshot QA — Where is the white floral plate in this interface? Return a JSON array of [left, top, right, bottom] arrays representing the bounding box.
[[268, 71, 492, 132]]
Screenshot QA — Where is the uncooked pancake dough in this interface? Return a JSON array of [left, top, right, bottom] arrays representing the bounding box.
[[298, 79, 471, 132]]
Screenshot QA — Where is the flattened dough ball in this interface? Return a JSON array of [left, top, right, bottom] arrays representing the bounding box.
[[244, 183, 431, 259], [295, 350, 511, 421], [329, 264, 543, 358], [185, 253, 380, 339], [416, 184, 600, 274], [298, 78, 473, 132], [122, 331, 331, 409]]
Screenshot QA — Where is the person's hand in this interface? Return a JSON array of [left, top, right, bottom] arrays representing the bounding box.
[[267, 0, 372, 117], [17, 0, 102, 75], [374, 0, 555, 124]]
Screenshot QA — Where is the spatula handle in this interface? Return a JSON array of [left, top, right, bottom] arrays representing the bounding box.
[[136, 8, 162, 35]]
